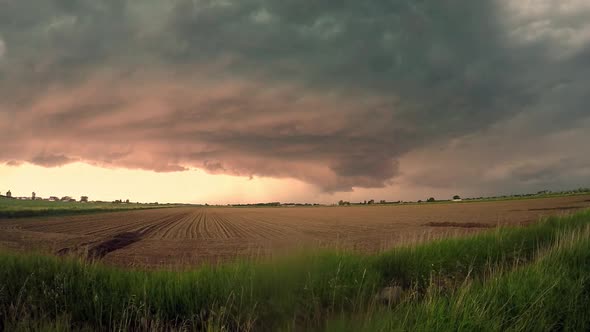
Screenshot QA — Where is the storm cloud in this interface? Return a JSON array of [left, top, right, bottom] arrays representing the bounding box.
[[0, 0, 589, 192]]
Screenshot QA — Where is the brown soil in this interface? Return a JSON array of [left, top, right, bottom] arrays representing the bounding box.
[[1, 195, 589, 269], [423, 222, 494, 228]]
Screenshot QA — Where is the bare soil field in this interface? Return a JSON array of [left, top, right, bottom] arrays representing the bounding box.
[[1, 195, 589, 268]]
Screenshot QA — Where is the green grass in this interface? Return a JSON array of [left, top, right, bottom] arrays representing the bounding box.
[[0, 198, 173, 218], [449, 190, 590, 204], [1, 210, 589, 331], [326, 229, 590, 331], [334, 191, 590, 208]]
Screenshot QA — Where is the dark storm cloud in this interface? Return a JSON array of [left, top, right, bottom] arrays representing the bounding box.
[[0, 0, 589, 192], [398, 115, 590, 196], [31, 153, 79, 167]]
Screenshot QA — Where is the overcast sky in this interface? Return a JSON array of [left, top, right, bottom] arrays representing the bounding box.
[[1, 0, 589, 203]]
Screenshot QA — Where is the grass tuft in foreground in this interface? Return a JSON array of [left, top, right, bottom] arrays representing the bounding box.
[[1, 210, 589, 331]]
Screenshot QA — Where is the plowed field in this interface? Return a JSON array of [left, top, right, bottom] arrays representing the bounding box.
[[1, 195, 589, 268]]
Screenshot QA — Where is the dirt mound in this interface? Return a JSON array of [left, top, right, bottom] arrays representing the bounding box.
[[57, 232, 142, 260], [87, 232, 142, 259]]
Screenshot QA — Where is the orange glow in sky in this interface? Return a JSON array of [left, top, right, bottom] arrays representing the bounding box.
[[0, 162, 320, 204]]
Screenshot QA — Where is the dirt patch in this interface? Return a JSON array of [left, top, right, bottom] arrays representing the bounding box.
[[424, 222, 495, 229], [528, 206, 582, 211], [57, 232, 142, 259], [87, 232, 142, 259]]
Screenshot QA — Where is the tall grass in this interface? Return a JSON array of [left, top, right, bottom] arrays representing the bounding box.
[[371, 211, 590, 289], [326, 227, 590, 331], [1, 210, 589, 331]]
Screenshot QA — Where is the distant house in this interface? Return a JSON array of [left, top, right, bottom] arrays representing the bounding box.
[[61, 196, 72, 202], [80, 196, 89, 203], [49, 196, 59, 202]]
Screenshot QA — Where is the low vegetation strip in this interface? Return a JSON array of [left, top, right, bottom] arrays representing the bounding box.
[[0, 210, 589, 331], [0, 198, 173, 218], [0, 207, 159, 219]]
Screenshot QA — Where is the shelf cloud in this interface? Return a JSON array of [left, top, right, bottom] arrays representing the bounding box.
[[1, 0, 589, 193]]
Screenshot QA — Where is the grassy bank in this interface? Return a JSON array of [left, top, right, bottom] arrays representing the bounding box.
[[1, 210, 589, 331], [327, 228, 590, 331], [0, 198, 173, 218]]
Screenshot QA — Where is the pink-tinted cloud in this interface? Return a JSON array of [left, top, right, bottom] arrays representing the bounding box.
[[1, 72, 401, 191], [1, 0, 589, 194]]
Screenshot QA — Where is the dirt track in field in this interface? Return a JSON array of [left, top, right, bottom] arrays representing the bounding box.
[[1, 195, 589, 268]]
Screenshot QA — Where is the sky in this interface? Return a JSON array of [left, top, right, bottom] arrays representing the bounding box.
[[1, 0, 589, 204]]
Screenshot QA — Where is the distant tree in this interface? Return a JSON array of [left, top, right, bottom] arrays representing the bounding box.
[[418, 200, 423, 203], [32, 192, 36, 200], [368, 199, 375, 204], [427, 197, 435, 202], [453, 195, 461, 200], [6, 190, 11, 198], [125, 199, 130, 204], [380, 200, 387, 204]]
